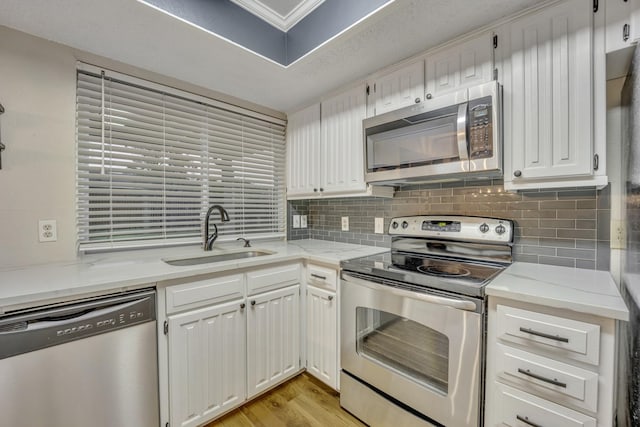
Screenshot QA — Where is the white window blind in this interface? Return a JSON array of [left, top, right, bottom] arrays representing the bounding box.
[[76, 68, 286, 251]]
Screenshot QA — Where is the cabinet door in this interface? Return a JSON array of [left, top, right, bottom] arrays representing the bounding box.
[[306, 286, 338, 389], [371, 61, 424, 116], [247, 284, 300, 398], [425, 33, 493, 100], [287, 103, 321, 198], [508, 0, 593, 183], [168, 300, 246, 427], [321, 85, 367, 195]]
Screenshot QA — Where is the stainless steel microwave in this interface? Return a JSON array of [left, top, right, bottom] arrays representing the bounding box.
[[364, 81, 502, 184]]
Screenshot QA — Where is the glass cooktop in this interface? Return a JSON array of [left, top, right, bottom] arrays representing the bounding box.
[[340, 252, 506, 298]]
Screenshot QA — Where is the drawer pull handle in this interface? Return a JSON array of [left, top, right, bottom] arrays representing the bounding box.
[[516, 415, 543, 427], [519, 327, 569, 343], [517, 368, 567, 388], [310, 273, 327, 280]]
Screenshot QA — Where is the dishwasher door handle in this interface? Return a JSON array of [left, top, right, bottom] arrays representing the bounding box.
[[21, 297, 149, 333]]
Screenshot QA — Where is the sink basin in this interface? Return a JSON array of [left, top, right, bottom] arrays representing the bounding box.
[[163, 250, 275, 266]]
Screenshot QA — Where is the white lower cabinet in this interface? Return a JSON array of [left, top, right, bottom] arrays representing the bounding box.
[[485, 297, 617, 427], [168, 299, 246, 427], [246, 284, 300, 399], [164, 264, 303, 427], [306, 285, 337, 389]]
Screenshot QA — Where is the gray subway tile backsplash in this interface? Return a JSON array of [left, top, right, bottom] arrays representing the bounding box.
[[287, 179, 611, 271]]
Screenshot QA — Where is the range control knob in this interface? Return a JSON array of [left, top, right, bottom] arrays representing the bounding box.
[[479, 223, 490, 233], [401, 221, 409, 229], [495, 224, 506, 235], [391, 221, 399, 229]]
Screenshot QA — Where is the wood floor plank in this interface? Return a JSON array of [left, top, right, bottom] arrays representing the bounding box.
[[207, 373, 365, 427]]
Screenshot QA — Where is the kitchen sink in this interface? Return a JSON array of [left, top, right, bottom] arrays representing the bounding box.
[[163, 250, 275, 266]]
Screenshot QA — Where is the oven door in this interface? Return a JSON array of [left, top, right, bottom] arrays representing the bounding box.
[[341, 272, 483, 427]]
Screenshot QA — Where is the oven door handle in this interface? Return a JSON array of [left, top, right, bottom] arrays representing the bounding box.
[[342, 273, 478, 312]]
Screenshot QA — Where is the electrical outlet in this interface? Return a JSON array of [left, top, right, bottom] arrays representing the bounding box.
[[611, 220, 627, 249], [38, 219, 57, 242], [341, 216, 349, 231], [374, 217, 384, 234], [292, 215, 301, 229], [300, 215, 307, 228]]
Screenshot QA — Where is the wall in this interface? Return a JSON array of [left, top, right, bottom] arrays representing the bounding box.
[[0, 26, 78, 268], [289, 179, 612, 270]]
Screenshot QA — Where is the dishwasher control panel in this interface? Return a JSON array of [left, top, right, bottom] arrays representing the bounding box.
[[0, 289, 156, 360]]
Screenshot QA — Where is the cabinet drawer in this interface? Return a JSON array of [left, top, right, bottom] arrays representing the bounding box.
[[166, 274, 243, 314], [246, 263, 300, 295], [497, 305, 600, 365], [493, 383, 596, 427], [306, 264, 337, 291], [495, 344, 598, 413]]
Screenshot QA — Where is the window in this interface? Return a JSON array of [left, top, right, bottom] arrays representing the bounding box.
[[76, 65, 286, 251]]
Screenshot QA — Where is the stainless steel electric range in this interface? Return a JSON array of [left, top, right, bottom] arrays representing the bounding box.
[[340, 215, 514, 427]]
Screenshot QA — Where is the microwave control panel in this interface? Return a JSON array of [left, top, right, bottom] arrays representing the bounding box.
[[469, 96, 493, 159]]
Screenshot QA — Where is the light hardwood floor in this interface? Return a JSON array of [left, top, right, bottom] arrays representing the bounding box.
[[207, 373, 366, 427]]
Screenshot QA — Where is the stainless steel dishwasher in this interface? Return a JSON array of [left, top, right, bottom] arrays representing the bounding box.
[[0, 289, 159, 427]]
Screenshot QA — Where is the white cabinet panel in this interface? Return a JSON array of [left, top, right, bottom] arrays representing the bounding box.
[[321, 85, 367, 195], [306, 285, 338, 389], [493, 382, 596, 427], [370, 61, 424, 116], [506, 0, 595, 188], [496, 343, 599, 412], [497, 304, 600, 366], [425, 33, 493, 100], [247, 284, 300, 398], [168, 299, 246, 427], [286, 103, 321, 198], [166, 274, 243, 314]]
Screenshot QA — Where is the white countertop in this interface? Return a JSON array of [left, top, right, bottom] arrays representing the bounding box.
[[0, 239, 387, 313], [486, 262, 629, 321]]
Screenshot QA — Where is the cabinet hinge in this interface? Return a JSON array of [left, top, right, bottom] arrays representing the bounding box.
[[593, 154, 599, 171], [166, 422, 170, 427], [366, 85, 370, 96], [493, 34, 498, 49], [164, 320, 169, 335], [373, 83, 376, 93], [493, 68, 498, 81], [593, 0, 599, 12]]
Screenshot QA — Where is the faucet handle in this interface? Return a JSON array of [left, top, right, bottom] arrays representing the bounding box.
[[237, 237, 251, 247]]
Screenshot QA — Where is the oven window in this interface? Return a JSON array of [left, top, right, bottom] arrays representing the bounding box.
[[355, 307, 449, 394]]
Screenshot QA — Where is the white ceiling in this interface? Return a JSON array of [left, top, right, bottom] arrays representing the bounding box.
[[230, 0, 325, 31], [0, 0, 543, 114]]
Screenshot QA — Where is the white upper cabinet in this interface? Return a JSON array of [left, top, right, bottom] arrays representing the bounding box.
[[286, 103, 321, 198], [321, 84, 367, 195], [367, 61, 425, 117], [605, 0, 640, 53], [286, 85, 394, 200], [424, 32, 494, 101], [502, 0, 606, 190]]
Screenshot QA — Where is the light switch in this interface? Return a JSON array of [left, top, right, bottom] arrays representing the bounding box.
[[374, 217, 384, 234], [300, 215, 307, 228], [341, 216, 349, 231], [292, 215, 301, 229]]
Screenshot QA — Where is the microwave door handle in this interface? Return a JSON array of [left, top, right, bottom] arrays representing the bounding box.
[[457, 103, 469, 160], [342, 273, 477, 312]]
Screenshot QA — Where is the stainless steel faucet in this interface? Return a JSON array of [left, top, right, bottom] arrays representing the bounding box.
[[203, 205, 230, 251]]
